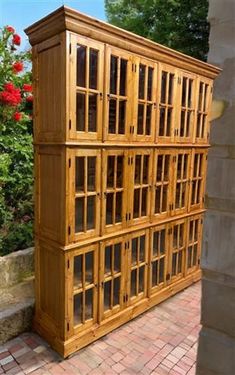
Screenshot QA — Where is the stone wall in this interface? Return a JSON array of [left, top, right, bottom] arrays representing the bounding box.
[[196, 0, 235, 374]]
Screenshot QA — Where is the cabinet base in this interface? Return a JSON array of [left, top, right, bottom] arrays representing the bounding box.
[[34, 270, 201, 358]]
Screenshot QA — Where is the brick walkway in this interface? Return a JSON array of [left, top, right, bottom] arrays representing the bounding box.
[[0, 282, 201, 375]]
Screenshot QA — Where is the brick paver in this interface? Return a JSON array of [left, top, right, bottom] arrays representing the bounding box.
[[0, 282, 201, 374]]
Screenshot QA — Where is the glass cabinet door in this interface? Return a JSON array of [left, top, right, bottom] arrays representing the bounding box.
[[128, 149, 153, 226], [156, 64, 177, 143], [100, 237, 126, 321], [177, 72, 196, 143], [72, 244, 98, 333], [168, 218, 186, 283], [69, 35, 104, 141], [152, 149, 173, 221], [149, 225, 167, 294], [189, 150, 207, 211], [102, 150, 128, 234], [126, 230, 149, 306], [104, 46, 132, 141], [132, 57, 157, 142], [68, 149, 101, 243], [185, 215, 202, 274], [194, 78, 212, 144], [172, 150, 191, 216]]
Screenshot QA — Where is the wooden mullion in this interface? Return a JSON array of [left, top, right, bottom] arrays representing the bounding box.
[[82, 254, 85, 324]]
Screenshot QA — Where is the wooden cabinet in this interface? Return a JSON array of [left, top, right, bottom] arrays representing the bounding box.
[[26, 6, 220, 357]]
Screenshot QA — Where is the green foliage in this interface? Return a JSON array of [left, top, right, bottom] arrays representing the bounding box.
[[105, 0, 209, 61], [0, 26, 33, 256]]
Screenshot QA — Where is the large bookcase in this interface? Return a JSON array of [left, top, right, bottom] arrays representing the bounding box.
[[25, 6, 221, 357]]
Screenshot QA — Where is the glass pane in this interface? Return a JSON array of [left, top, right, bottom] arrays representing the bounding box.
[[160, 230, 165, 255], [88, 94, 97, 132], [74, 255, 82, 288], [104, 280, 111, 311], [139, 235, 145, 262], [173, 226, 178, 248], [177, 155, 183, 179], [135, 155, 141, 184], [189, 221, 194, 242], [143, 155, 149, 184], [131, 269, 137, 297], [146, 104, 151, 135], [131, 238, 138, 265], [168, 73, 174, 104], [120, 59, 127, 96], [188, 247, 192, 268], [153, 232, 159, 257], [179, 224, 184, 247], [118, 100, 126, 134], [105, 246, 112, 275], [178, 251, 182, 273], [116, 156, 123, 188], [147, 67, 153, 100], [85, 289, 93, 320], [106, 193, 113, 225], [164, 155, 170, 181], [139, 266, 144, 293], [115, 192, 122, 223], [75, 157, 84, 192], [166, 108, 172, 136], [182, 77, 187, 107], [157, 155, 163, 181], [87, 157, 96, 191], [193, 245, 198, 266], [159, 258, 164, 283], [107, 156, 115, 188], [75, 198, 84, 232], [180, 111, 185, 137], [159, 107, 165, 136], [186, 111, 191, 137], [110, 55, 118, 94], [188, 79, 193, 107], [89, 49, 98, 89], [141, 187, 147, 216], [85, 251, 93, 284], [197, 181, 201, 203], [87, 196, 95, 230], [114, 243, 121, 273], [76, 93, 85, 131], [172, 253, 177, 276], [183, 155, 188, 179], [191, 181, 196, 205], [74, 293, 82, 325], [198, 82, 203, 110], [204, 85, 208, 112], [195, 220, 199, 240], [152, 261, 158, 287], [162, 186, 167, 212], [161, 71, 167, 103], [134, 189, 140, 218], [137, 104, 144, 134], [196, 114, 201, 138], [139, 64, 146, 99], [77, 45, 86, 87], [109, 99, 116, 133], [155, 187, 161, 214], [113, 277, 120, 306]]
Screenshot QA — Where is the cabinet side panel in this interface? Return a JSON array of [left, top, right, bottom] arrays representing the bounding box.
[[36, 36, 65, 142]]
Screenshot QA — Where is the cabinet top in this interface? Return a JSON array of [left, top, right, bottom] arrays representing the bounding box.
[[25, 5, 221, 79]]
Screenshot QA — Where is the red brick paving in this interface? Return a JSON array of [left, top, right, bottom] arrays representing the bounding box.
[[0, 282, 201, 374]]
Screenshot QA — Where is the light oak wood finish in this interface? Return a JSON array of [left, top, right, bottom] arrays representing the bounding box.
[[26, 6, 220, 358]]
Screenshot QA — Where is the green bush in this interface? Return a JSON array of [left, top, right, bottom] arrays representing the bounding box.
[[0, 26, 33, 255]]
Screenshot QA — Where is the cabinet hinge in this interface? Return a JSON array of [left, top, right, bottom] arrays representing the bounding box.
[[68, 226, 71, 235], [69, 119, 71, 130], [166, 273, 171, 281], [69, 43, 72, 54], [68, 158, 71, 168]]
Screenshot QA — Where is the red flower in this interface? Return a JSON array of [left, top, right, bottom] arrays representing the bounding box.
[[23, 84, 32, 92], [6, 26, 15, 34], [26, 95, 33, 103], [12, 61, 23, 74], [0, 84, 21, 106], [13, 112, 22, 121], [13, 34, 21, 46]]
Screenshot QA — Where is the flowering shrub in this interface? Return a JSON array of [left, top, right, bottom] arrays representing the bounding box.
[[0, 25, 33, 255]]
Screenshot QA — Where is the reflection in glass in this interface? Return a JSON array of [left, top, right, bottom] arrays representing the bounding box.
[[172, 253, 177, 276], [141, 187, 147, 216], [116, 192, 122, 223], [85, 252, 93, 284], [107, 156, 115, 188], [76, 93, 85, 131], [74, 293, 82, 325], [85, 289, 93, 320], [161, 72, 167, 103], [89, 49, 98, 89], [166, 108, 172, 136], [77, 45, 86, 87], [139, 64, 146, 99], [152, 261, 158, 287], [168, 73, 174, 104], [76, 157, 84, 192], [188, 246, 192, 268], [193, 245, 197, 266], [137, 104, 144, 134], [159, 107, 165, 136], [119, 100, 126, 134], [104, 280, 111, 311], [131, 238, 138, 265], [147, 67, 153, 100], [182, 77, 187, 107], [106, 193, 113, 225], [139, 266, 144, 293], [113, 277, 120, 306], [135, 155, 141, 184], [180, 110, 185, 137], [146, 104, 151, 135], [87, 196, 95, 230], [105, 246, 112, 275], [153, 232, 159, 257], [87, 157, 96, 191], [120, 59, 127, 96], [160, 230, 165, 255], [178, 251, 182, 273], [131, 269, 137, 297], [116, 156, 123, 188], [75, 198, 84, 232], [139, 235, 145, 262], [159, 258, 164, 283], [155, 187, 161, 214], [188, 79, 193, 107], [114, 243, 121, 272], [110, 55, 118, 95], [74, 255, 82, 288], [88, 94, 97, 132], [134, 189, 140, 218], [143, 155, 149, 184], [109, 99, 116, 134]]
